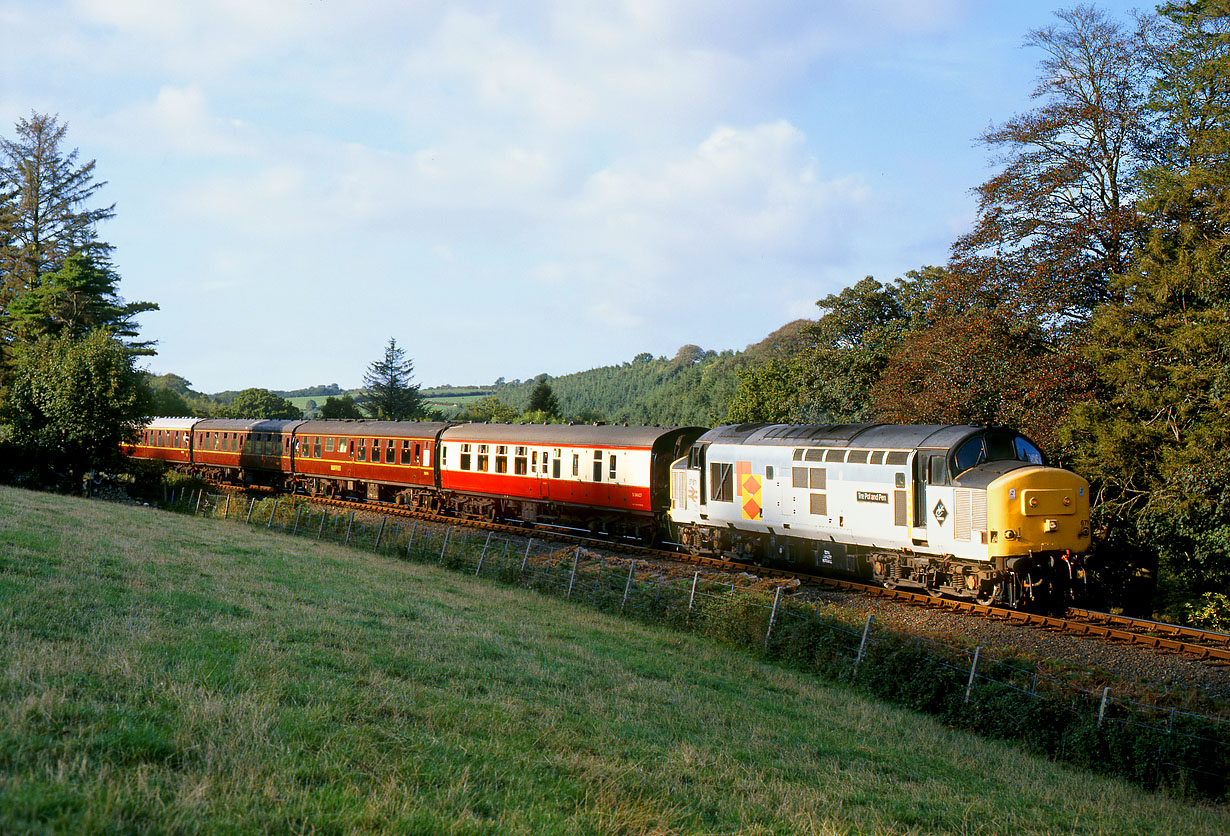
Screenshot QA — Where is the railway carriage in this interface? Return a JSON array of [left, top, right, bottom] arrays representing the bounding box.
[[288, 420, 452, 504], [126, 417, 200, 465], [190, 418, 305, 486], [437, 423, 704, 540], [669, 423, 1091, 609]]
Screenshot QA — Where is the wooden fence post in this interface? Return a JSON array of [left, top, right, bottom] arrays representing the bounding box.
[[375, 517, 387, 550], [566, 548, 581, 598], [344, 512, 355, 546], [1098, 687, 1111, 727], [440, 527, 451, 562], [853, 614, 874, 675], [267, 498, 278, 529], [765, 586, 784, 650], [521, 539, 533, 574], [317, 509, 327, 540], [964, 646, 982, 703], [622, 561, 636, 612]]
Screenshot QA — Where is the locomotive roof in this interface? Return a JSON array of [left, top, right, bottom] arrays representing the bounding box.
[[295, 419, 455, 438], [442, 423, 704, 448], [697, 423, 987, 451]]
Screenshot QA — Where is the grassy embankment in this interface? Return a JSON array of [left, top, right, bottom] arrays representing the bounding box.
[[1, 486, 1226, 835]]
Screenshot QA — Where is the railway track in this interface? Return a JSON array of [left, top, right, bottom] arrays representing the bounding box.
[[216, 485, 1230, 664]]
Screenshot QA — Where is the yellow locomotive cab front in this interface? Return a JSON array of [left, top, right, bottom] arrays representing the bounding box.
[[986, 466, 1091, 559]]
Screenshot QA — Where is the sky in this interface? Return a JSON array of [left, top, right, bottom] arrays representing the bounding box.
[[1, 0, 1147, 393]]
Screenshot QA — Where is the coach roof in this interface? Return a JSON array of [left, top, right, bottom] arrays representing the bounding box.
[[442, 423, 704, 448]]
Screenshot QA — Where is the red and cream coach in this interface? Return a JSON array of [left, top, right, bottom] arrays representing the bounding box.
[[436, 423, 703, 540]]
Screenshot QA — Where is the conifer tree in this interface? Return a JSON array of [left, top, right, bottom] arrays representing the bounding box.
[[361, 338, 423, 421]]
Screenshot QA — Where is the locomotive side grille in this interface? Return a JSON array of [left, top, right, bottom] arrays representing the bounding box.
[[954, 489, 972, 542], [973, 491, 987, 532]]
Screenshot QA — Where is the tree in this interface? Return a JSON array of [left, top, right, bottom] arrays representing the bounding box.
[[1063, 0, 1230, 615], [6, 253, 156, 353], [943, 5, 1147, 329], [0, 112, 116, 317], [225, 388, 302, 420], [526, 379, 560, 417], [726, 360, 796, 423], [320, 394, 363, 419], [361, 338, 423, 421], [456, 396, 519, 423], [2, 330, 150, 486]]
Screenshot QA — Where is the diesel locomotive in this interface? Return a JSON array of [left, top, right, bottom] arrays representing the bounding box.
[[124, 417, 1091, 610]]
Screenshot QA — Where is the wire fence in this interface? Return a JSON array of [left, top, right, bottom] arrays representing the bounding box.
[[174, 488, 1230, 802]]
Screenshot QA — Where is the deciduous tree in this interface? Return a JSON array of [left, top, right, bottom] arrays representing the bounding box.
[[2, 330, 150, 486], [1064, 0, 1230, 613], [320, 394, 363, 419], [226, 388, 302, 420]]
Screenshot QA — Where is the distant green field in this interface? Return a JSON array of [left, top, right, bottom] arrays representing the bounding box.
[[1, 486, 1225, 835]]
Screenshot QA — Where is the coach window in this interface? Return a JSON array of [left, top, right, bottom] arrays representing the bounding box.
[[593, 450, 603, 482], [356, 439, 367, 462], [477, 444, 489, 472], [401, 441, 411, 465], [314, 437, 322, 458], [554, 449, 562, 479], [386, 440, 395, 463], [530, 449, 537, 474], [338, 438, 349, 454], [496, 445, 509, 474], [460, 443, 472, 470], [325, 437, 335, 453], [572, 453, 579, 477], [515, 447, 528, 475], [609, 454, 617, 482]]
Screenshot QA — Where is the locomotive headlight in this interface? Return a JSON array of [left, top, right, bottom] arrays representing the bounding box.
[[1044, 519, 1058, 533], [1003, 529, 1018, 540]]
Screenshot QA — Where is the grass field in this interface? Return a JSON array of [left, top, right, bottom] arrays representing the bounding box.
[[1, 486, 1226, 835]]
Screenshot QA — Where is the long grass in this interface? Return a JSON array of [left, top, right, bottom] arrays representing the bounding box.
[[1, 486, 1226, 835]]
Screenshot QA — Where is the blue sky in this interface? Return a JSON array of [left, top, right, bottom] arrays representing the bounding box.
[[2, 0, 1146, 393]]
